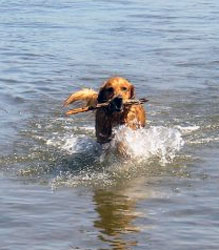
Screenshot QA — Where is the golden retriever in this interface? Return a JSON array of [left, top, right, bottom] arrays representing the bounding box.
[[64, 76, 146, 144]]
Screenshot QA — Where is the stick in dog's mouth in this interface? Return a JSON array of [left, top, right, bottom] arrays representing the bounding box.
[[65, 98, 149, 116]]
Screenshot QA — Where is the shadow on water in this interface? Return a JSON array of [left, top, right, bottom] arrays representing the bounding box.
[[91, 172, 165, 250], [93, 187, 140, 249]]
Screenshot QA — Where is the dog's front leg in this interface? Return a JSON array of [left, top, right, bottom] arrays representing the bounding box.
[[95, 108, 114, 144]]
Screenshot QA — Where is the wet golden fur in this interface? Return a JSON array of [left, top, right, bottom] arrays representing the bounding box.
[[64, 77, 146, 144]]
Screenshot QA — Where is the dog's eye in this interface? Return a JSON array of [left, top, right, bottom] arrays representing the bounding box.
[[121, 87, 127, 91], [106, 87, 113, 92]]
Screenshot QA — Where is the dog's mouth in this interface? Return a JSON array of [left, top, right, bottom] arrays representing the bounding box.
[[109, 96, 123, 112]]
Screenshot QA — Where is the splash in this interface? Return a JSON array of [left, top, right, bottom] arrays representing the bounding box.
[[18, 124, 185, 188], [47, 134, 100, 155], [49, 126, 184, 188], [111, 126, 184, 165], [46, 125, 184, 166]]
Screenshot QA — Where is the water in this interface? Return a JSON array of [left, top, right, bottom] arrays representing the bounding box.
[[0, 0, 219, 249]]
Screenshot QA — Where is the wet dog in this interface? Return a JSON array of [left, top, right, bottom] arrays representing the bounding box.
[[64, 77, 146, 145]]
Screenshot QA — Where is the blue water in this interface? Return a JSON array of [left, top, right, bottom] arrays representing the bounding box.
[[0, 0, 219, 249]]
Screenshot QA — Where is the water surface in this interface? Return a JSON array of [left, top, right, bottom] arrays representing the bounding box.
[[0, 0, 219, 249]]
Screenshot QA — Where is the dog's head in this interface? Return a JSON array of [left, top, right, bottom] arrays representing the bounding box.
[[97, 77, 135, 112]]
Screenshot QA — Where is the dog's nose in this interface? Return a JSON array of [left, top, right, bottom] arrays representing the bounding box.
[[115, 94, 123, 99], [114, 96, 123, 103], [109, 96, 123, 112]]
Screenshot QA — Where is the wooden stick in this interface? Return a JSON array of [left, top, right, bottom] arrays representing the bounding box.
[[65, 98, 149, 116]]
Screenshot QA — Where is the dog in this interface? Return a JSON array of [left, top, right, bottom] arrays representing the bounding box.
[[64, 77, 146, 145]]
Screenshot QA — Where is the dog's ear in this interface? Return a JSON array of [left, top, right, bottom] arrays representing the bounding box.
[[130, 85, 135, 99], [97, 87, 106, 103]]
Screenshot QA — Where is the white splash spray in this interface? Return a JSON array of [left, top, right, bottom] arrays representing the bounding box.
[[46, 125, 184, 166], [111, 126, 184, 165]]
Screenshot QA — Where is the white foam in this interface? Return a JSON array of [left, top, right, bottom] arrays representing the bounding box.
[[111, 126, 184, 165], [45, 125, 184, 166], [46, 133, 99, 155], [189, 136, 219, 145], [175, 125, 200, 135]]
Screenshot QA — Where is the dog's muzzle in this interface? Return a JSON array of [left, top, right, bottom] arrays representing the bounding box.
[[108, 96, 123, 112]]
